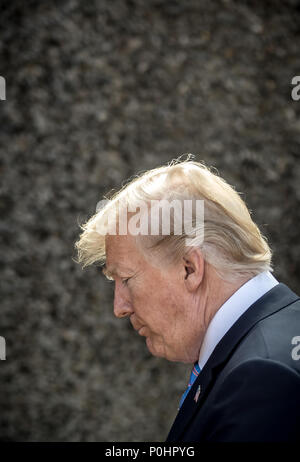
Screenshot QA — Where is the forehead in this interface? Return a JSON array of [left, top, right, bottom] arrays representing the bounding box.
[[104, 234, 145, 276]]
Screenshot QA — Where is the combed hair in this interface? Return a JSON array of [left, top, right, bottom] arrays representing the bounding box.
[[74, 156, 273, 282]]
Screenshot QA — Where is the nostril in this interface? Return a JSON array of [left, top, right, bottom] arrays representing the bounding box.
[[114, 303, 132, 319]]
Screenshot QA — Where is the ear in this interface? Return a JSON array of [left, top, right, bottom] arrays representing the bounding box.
[[183, 248, 205, 292]]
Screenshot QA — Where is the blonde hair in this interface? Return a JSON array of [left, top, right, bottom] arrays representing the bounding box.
[[74, 156, 273, 282]]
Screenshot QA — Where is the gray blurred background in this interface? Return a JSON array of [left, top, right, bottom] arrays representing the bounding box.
[[1, 0, 300, 442]]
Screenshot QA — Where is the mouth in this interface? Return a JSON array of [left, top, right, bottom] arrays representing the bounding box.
[[137, 326, 146, 336], [130, 315, 145, 335]]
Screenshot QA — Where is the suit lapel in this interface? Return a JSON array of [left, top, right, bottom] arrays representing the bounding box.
[[167, 283, 299, 441]]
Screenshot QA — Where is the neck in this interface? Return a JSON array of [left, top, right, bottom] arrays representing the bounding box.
[[200, 264, 251, 332]]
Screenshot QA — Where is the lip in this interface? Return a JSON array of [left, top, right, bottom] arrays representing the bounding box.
[[130, 315, 143, 332], [137, 326, 146, 336], [130, 315, 148, 337]]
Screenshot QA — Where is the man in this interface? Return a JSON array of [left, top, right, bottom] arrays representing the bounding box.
[[75, 158, 300, 441]]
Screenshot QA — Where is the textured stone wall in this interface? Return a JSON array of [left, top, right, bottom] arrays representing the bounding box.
[[1, 0, 300, 442]]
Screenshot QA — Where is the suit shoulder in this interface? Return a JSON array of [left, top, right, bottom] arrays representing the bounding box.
[[254, 297, 300, 368], [226, 296, 300, 373]]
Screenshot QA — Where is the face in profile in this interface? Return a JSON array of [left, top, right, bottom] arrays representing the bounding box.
[[104, 233, 204, 363]]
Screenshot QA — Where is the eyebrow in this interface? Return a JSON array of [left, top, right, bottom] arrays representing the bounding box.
[[102, 264, 133, 280], [102, 264, 114, 280]]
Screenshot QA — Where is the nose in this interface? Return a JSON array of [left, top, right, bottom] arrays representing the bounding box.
[[113, 281, 133, 319]]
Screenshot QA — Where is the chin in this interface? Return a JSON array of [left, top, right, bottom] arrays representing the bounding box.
[[145, 337, 158, 356], [145, 337, 165, 359], [145, 337, 178, 362]]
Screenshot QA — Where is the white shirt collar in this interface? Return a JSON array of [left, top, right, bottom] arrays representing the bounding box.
[[198, 271, 279, 370]]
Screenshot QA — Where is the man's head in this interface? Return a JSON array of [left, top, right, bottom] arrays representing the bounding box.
[[75, 157, 273, 362]]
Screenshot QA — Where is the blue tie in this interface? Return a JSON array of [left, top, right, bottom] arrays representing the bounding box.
[[179, 362, 201, 408]]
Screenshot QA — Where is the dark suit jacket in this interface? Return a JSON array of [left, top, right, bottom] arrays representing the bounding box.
[[166, 283, 300, 442]]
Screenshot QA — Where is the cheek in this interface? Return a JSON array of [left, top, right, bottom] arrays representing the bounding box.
[[131, 274, 182, 326], [153, 298, 182, 337]]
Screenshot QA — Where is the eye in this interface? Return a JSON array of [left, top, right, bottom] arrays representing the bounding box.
[[121, 278, 130, 286]]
